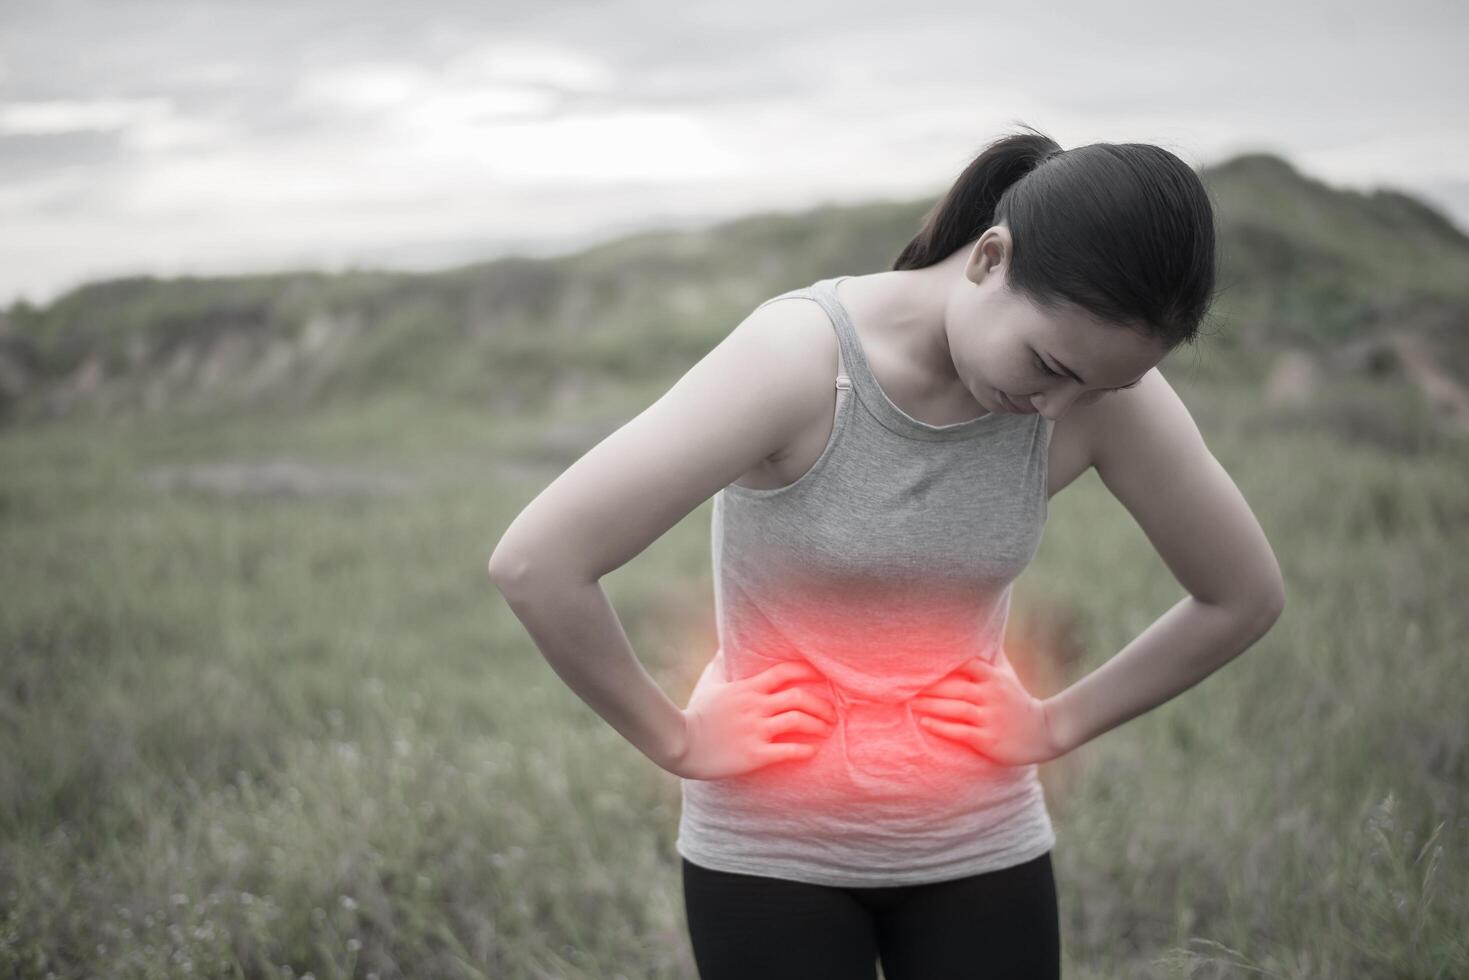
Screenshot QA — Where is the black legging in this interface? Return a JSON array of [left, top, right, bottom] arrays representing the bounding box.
[[681, 851, 1060, 979]]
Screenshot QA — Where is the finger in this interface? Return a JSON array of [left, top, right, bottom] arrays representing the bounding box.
[[746, 659, 822, 693], [957, 658, 998, 682], [918, 717, 987, 752], [914, 679, 985, 701], [761, 741, 818, 764], [912, 697, 986, 726], [763, 710, 834, 738], [764, 686, 838, 723]]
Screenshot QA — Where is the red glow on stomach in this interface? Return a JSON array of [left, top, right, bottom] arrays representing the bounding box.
[[691, 576, 1034, 813]]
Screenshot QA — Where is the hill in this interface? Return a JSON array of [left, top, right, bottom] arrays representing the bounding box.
[[1, 152, 1466, 426]]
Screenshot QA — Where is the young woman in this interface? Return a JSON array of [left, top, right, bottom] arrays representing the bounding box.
[[488, 125, 1286, 979]]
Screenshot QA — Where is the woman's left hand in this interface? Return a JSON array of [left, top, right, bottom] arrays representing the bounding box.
[[910, 656, 1062, 766]]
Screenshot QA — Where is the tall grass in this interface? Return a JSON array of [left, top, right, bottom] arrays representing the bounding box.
[[1, 364, 1465, 977]]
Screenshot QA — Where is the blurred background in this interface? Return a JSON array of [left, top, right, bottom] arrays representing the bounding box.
[[2, 1, 1466, 977]]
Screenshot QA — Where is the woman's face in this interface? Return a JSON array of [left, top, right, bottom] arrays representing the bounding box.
[[944, 227, 1171, 421]]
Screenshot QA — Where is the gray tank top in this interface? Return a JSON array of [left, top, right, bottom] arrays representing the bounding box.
[[676, 276, 1057, 887]]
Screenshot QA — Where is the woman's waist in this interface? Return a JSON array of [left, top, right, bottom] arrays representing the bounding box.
[[682, 756, 1044, 824]]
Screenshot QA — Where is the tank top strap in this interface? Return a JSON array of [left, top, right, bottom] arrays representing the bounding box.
[[803, 278, 865, 394]]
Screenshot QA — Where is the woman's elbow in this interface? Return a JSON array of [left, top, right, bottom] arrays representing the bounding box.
[[1251, 571, 1286, 628], [487, 544, 535, 596]]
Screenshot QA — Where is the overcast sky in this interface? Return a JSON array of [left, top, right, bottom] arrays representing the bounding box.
[[1, 0, 1465, 308]]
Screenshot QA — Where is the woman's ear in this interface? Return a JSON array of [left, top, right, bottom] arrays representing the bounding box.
[[966, 227, 1010, 283]]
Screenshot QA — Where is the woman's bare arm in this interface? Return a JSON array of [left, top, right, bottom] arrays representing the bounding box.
[[1042, 368, 1287, 755], [488, 299, 838, 771]]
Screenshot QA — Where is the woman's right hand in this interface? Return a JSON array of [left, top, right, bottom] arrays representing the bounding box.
[[670, 658, 838, 780]]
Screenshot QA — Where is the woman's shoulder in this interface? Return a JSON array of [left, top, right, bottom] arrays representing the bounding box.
[[740, 288, 844, 387]]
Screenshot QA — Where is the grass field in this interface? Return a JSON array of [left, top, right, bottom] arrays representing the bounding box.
[[2, 358, 1466, 978]]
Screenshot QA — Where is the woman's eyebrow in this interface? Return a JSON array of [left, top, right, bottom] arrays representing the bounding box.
[[1041, 348, 1143, 391]]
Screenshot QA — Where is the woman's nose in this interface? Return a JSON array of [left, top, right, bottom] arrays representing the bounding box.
[[1036, 382, 1085, 421]]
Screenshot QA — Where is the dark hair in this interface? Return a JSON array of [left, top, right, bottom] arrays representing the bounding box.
[[893, 123, 1218, 348]]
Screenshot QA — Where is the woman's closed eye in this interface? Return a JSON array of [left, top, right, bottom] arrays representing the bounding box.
[[1034, 352, 1142, 392]]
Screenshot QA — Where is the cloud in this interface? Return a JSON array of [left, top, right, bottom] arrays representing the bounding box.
[[0, 129, 130, 179], [0, 97, 172, 134], [0, 0, 1466, 305]]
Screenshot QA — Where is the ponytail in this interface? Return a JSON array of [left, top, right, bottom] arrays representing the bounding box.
[[893, 125, 1062, 272]]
